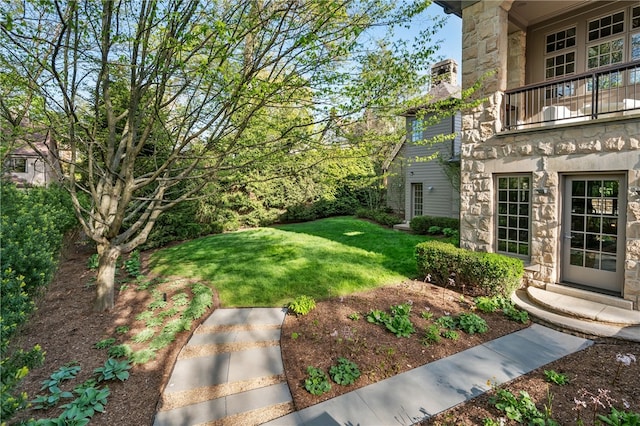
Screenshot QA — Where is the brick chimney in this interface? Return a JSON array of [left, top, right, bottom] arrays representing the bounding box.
[[431, 59, 458, 86]]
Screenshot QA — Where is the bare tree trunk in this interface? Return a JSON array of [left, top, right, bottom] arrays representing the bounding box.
[[93, 243, 121, 311]]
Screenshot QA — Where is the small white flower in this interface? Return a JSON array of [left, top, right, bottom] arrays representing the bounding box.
[[616, 353, 637, 366], [573, 397, 587, 409]]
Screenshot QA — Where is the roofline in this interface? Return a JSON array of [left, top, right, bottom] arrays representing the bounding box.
[[433, 1, 480, 18]]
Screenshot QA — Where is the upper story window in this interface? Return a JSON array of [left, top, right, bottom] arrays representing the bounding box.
[[588, 11, 625, 42], [410, 118, 423, 143], [545, 27, 576, 79]]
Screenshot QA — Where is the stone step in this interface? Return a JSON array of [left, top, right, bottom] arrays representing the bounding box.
[[153, 382, 293, 426], [526, 287, 640, 325], [512, 289, 640, 342]]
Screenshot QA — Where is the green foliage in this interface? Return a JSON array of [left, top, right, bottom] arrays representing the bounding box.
[[422, 324, 441, 345], [435, 315, 457, 330], [181, 283, 214, 321], [107, 344, 132, 359], [456, 312, 488, 334], [544, 370, 569, 386], [304, 366, 331, 395], [490, 389, 557, 424], [287, 295, 317, 316], [87, 254, 99, 270], [416, 241, 524, 297], [427, 225, 442, 235], [367, 304, 415, 338], [30, 364, 80, 409], [410, 216, 459, 235], [0, 183, 77, 424], [474, 295, 529, 323], [58, 385, 110, 424], [115, 326, 129, 334], [348, 312, 361, 321], [420, 310, 434, 320], [94, 358, 131, 382], [123, 250, 142, 278], [329, 358, 361, 386], [94, 338, 116, 350], [441, 329, 459, 340], [355, 208, 402, 227], [598, 407, 640, 426], [132, 328, 155, 343]]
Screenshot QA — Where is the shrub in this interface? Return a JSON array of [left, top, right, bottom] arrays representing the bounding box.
[[415, 241, 524, 297], [287, 295, 316, 316], [410, 215, 459, 235], [355, 208, 403, 227]]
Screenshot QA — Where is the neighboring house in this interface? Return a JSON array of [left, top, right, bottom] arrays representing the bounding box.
[[435, 1, 640, 310], [385, 59, 462, 222], [4, 132, 61, 187]]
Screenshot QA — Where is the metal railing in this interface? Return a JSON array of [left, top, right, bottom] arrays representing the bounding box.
[[503, 60, 640, 131]]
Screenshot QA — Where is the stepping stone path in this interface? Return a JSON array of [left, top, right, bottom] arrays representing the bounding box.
[[153, 308, 293, 426]]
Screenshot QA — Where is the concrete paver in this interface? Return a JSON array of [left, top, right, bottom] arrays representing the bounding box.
[[156, 308, 598, 426]]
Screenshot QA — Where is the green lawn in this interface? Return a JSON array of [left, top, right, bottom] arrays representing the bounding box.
[[149, 216, 431, 307]]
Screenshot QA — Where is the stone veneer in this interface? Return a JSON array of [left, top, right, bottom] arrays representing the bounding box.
[[459, 1, 640, 308]]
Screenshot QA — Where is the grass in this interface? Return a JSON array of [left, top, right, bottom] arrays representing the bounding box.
[[150, 216, 433, 307]]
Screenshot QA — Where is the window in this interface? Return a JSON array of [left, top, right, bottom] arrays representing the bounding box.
[[411, 118, 423, 143], [8, 157, 27, 173], [588, 11, 625, 42], [412, 183, 423, 217], [496, 176, 530, 257], [587, 38, 624, 69], [545, 28, 576, 80]]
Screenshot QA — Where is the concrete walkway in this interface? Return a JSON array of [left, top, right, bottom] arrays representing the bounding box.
[[153, 308, 593, 426]]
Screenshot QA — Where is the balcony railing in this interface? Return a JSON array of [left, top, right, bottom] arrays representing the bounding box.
[[503, 60, 640, 131]]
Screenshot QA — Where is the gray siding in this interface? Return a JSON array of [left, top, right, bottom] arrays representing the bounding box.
[[404, 114, 460, 220]]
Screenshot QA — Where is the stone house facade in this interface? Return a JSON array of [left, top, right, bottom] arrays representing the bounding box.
[[435, 1, 640, 309]]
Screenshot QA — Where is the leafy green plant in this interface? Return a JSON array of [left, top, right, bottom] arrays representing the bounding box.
[[422, 324, 441, 345], [441, 329, 459, 340], [474, 296, 503, 313], [544, 370, 569, 385], [598, 407, 640, 426], [435, 315, 457, 330], [94, 338, 116, 350], [503, 304, 529, 323], [348, 312, 361, 321], [366, 309, 390, 325], [87, 254, 99, 270], [420, 310, 434, 320], [385, 314, 416, 338], [457, 312, 488, 334], [30, 364, 80, 409], [107, 344, 133, 358], [94, 358, 131, 382], [490, 389, 557, 424], [287, 295, 317, 316], [291, 332, 300, 340], [115, 326, 129, 334], [428, 225, 442, 235], [123, 250, 142, 278], [329, 358, 361, 386], [304, 366, 331, 395], [59, 384, 110, 424]]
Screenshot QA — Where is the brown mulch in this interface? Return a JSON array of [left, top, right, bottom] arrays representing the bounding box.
[[8, 238, 640, 425]]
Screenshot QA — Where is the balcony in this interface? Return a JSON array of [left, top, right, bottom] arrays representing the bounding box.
[[504, 61, 640, 131]]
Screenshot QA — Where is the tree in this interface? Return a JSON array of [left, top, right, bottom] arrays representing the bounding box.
[[0, 0, 451, 311]]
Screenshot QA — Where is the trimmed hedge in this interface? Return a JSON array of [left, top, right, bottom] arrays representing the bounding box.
[[410, 215, 459, 235], [355, 208, 403, 227], [415, 240, 524, 297]]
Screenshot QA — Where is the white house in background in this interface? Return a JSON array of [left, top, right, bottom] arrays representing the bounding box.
[[4, 131, 61, 187], [385, 59, 462, 222], [434, 0, 640, 310]]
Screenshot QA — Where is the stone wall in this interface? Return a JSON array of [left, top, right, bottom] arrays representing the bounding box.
[[458, 1, 640, 308]]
